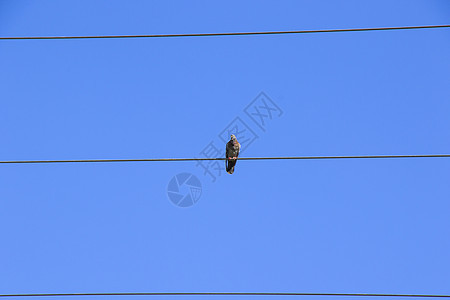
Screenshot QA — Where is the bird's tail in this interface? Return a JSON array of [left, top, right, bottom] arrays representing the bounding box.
[[226, 159, 236, 174], [227, 166, 235, 174]]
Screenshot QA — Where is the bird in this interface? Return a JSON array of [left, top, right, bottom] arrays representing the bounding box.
[[225, 134, 241, 174]]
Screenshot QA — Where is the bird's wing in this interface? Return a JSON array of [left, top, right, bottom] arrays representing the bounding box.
[[225, 141, 232, 158], [225, 141, 232, 169]]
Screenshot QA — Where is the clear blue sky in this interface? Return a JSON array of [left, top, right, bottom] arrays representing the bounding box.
[[1, 0, 449, 299]]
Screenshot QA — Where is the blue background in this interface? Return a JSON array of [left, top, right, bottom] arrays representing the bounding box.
[[1, 0, 449, 299]]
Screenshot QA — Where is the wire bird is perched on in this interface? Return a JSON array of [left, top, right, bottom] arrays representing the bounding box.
[[225, 135, 241, 174]]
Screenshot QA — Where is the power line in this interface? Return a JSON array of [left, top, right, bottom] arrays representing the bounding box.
[[0, 154, 449, 164], [0, 292, 450, 298], [0, 24, 449, 40]]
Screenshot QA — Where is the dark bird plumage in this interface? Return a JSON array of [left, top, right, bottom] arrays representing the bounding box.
[[225, 134, 241, 174]]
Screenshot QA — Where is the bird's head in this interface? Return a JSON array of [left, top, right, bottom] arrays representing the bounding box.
[[230, 134, 236, 140]]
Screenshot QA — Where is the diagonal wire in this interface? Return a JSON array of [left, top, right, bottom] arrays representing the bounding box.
[[0, 292, 450, 298], [0, 154, 449, 164], [0, 25, 449, 40]]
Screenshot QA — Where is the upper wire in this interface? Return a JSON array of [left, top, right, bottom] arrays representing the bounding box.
[[0, 25, 449, 40], [0, 292, 450, 298]]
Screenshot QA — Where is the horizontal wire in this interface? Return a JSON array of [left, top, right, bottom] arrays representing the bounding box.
[[0, 25, 449, 40], [0, 154, 449, 164], [1, 292, 450, 298]]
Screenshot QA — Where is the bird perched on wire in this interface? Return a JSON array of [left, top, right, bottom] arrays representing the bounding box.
[[225, 134, 241, 174]]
